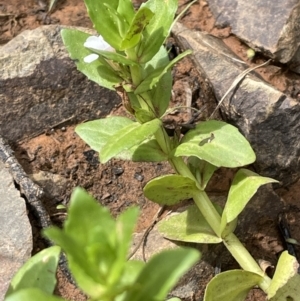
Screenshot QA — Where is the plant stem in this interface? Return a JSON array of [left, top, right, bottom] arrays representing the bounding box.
[[193, 191, 221, 236], [223, 232, 271, 291], [126, 47, 142, 87], [154, 125, 171, 155], [193, 191, 271, 291], [154, 126, 197, 181], [125, 49, 157, 117]]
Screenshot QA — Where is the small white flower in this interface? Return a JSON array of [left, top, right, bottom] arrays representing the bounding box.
[[83, 35, 114, 64], [84, 35, 113, 51], [83, 53, 99, 63]]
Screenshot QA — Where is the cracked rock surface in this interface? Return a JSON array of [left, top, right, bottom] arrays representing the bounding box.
[[0, 161, 32, 300], [207, 0, 300, 65], [0, 25, 120, 142]]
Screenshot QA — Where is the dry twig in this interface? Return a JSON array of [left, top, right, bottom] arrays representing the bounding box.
[[209, 59, 271, 119]]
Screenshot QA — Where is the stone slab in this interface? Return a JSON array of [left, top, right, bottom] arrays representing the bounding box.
[[0, 25, 120, 143], [0, 161, 32, 300], [172, 22, 300, 185], [290, 47, 300, 74], [29, 171, 68, 200], [207, 0, 300, 64]]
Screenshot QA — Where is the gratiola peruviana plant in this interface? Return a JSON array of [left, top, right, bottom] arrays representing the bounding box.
[[6, 1, 300, 301], [65, 0, 300, 300]]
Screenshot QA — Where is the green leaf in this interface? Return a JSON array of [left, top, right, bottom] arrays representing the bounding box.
[[268, 251, 300, 300], [270, 274, 300, 301], [147, 69, 172, 117], [85, 48, 138, 66], [109, 207, 140, 285], [117, 0, 135, 25], [119, 260, 145, 289], [56, 204, 66, 210], [100, 118, 162, 163], [121, 7, 154, 50], [158, 204, 222, 244], [61, 29, 122, 90], [84, 0, 124, 50], [172, 120, 256, 167], [138, 0, 178, 63], [187, 157, 218, 190], [135, 50, 192, 94], [220, 218, 238, 238], [144, 174, 199, 205], [134, 108, 156, 123], [123, 248, 200, 301], [5, 288, 64, 301], [204, 270, 263, 301], [220, 169, 277, 236], [143, 46, 172, 117], [44, 188, 139, 299], [5, 246, 60, 297], [76, 117, 167, 162], [44, 191, 114, 297], [76, 116, 134, 151], [130, 139, 168, 162]]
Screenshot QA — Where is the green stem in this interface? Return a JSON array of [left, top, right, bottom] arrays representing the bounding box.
[[154, 126, 197, 181], [125, 49, 157, 117], [193, 191, 221, 236], [193, 191, 271, 291], [223, 232, 271, 291], [130, 65, 142, 87]]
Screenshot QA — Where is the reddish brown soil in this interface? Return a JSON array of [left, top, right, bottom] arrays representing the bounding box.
[[2, 1, 300, 301]]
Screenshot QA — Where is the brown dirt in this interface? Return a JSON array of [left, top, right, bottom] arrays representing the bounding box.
[[2, 1, 300, 300]]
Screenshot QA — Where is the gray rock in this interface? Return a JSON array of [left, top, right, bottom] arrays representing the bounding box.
[[0, 25, 120, 143], [207, 0, 300, 64], [29, 171, 68, 200], [131, 227, 178, 261], [172, 22, 300, 185], [290, 47, 300, 74], [0, 161, 32, 300]]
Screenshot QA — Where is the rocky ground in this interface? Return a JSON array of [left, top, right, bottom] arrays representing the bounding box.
[[1, 0, 300, 300]]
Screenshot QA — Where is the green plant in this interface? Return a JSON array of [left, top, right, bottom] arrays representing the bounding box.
[[6, 0, 300, 300], [5, 188, 199, 301], [65, 0, 300, 299]]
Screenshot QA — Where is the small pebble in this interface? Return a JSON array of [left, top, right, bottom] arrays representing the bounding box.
[[83, 150, 99, 165], [134, 173, 144, 182], [112, 166, 124, 176], [102, 193, 111, 199]]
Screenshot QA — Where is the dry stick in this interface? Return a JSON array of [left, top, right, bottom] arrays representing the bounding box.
[[202, 39, 247, 65], [209, 59, 271, 119], [48, 0, 59, 14], [182, 81, 193, 118], [18, 115, 75, 142], [128, 206, 165, 261]]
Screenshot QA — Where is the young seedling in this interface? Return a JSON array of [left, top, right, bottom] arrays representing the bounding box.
[[5, 188, 199, 301]]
